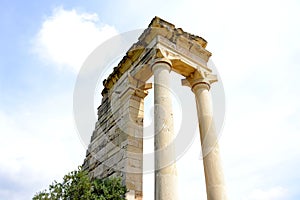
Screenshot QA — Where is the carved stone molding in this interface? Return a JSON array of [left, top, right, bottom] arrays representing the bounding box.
[[102, 17, 213, 96], [182, 70, 218, 91]]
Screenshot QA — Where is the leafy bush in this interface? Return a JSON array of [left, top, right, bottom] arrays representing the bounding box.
[[33, 167, 126, 200]]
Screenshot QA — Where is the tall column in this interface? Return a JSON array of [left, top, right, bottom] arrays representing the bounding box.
[[152, 58, 178, 200], [182, 72, 227, 200]]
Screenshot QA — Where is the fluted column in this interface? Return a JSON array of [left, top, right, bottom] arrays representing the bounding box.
[[182, 72, 227, 200], [152, 58, 178, 200]]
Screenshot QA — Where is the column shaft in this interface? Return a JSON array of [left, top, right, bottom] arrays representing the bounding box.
[[193, 83, 227, 200], [152, 59, 178, 200]]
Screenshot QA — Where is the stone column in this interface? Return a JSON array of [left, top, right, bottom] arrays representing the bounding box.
[[152, 58, 178, 200], [182, 72, 227, 200]]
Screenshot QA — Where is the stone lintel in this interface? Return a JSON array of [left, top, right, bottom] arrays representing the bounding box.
[[130, 36, 212, 83], [101, 16, 213, 96], [152, 35, 212, 76]]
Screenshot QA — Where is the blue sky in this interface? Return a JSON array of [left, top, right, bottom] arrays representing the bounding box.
[[1, 0, 300, 199]]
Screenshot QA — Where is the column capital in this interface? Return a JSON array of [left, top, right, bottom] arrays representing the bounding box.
[[182, 70, 217, 92], [150, 57, 172, 72]]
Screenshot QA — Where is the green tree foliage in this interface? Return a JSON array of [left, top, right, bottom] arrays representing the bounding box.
[[33, 167, 127, 200]]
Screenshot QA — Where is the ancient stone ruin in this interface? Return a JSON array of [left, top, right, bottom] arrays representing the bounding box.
[[83, 17, 227, 200]]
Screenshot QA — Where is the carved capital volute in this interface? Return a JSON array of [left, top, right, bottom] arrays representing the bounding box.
[[151, 58, 172, 71], [182, 70, 217, 92]]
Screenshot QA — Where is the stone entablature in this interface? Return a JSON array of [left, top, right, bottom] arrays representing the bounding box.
[[101, 16, 211, 96]]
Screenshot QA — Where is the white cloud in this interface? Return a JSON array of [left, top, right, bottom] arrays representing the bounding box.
[[0, 93, 85, 199], [19, 2, 300, 200], [32, 7, 118, 72], [245, 187, 288, 200]]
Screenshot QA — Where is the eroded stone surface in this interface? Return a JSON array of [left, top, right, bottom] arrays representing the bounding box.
[[83, 16, 226, 200]]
